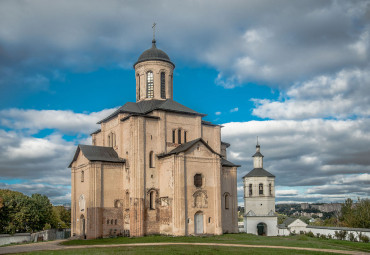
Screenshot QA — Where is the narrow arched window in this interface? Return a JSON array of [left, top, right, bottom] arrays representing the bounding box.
[[111, 219, 113, 225], [107, 219, 109, 224], [225, 194, 230, 209], [113, 133, 116, 147], [184, 131, 187, 143], [125, 192, 130, 208], [137, 73, 141, 100], [249, 184, 252, 196], [160, 72, 165, 99], [259, 183, 263, 195], [108, 134, 111, 147], [149, 151, 154, 168], [178, 129, 182, 144], [147, 71, 154, 98], [115, 219, 117, 225], [194, 174, 202, 188], [81, 171, 84, 182], [269, 183, 272, 196], [150, 191, 155, 210], [172, 130, 176, 143]]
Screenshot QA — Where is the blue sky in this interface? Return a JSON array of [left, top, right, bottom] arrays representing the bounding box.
[[0, 0, 369, 205]]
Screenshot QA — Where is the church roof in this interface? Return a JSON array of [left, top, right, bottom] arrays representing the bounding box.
[[221, 158, 240, 167], [134, 40, 174, 67], [98, 99, 206, 124], [243, 168, 275, 178], [253, 151, 264, 157], [157, 138, 221, 158], [221, 141, 230, 148], [68, 145, 125, 167]]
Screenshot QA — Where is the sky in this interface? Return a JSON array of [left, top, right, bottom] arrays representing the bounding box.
[[0, 0, 369, 205]]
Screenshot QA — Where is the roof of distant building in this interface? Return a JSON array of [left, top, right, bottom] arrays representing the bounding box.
[[282, 217, 297, 227]]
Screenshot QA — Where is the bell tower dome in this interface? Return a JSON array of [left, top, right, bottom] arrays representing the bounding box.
[[133, 38, 175, 102]]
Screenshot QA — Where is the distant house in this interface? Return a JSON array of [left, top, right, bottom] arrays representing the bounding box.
[[279, 218, 307, 234]]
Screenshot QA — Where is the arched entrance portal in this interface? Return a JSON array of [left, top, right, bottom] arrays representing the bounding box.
[[257, 222, 267, 236], [80, 215, 86, 239], [194, 211, 204, 234]]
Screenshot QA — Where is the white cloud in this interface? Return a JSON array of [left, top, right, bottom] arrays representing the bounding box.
[[0, 107, 116, 204], [0, 1, 369, 90], [0, 108, 116, 134], [230, 107, 239, 113], [215, 111, 221, 116], [252, 68, 370, 119], [276, 190, 299, 196]]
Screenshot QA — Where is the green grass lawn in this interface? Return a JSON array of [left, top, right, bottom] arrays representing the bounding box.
[[20, 245, 340, 255], [61, 233, 370, 253]]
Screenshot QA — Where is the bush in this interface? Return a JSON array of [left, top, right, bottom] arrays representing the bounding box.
[[320, 234, 327, 239], [43, 223, 51, 230], [334, 230, 347, 240], [348, 232, 357, 242], [289, 230, 296, 236], [305, 231, 314, 238], [327, 234, 332, 239], [358, 233, 369, 243], [316, 233, 320, 238]]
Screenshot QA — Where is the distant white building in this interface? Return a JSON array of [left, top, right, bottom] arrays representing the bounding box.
[[279, 218, 307, 235], [243, 143, 278, 236]]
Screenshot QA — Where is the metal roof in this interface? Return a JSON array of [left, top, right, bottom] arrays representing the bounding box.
[[134, 40, 175, 68], [282, 217, 298, 227], [90, 129, 101, 135], [221, 141, 230, 148], [68, 145, 125, 167], [252, 151, 264, 157], [243, 168, 275, 178], [221, 158, 240, 167], [98, 99, 206, 124]]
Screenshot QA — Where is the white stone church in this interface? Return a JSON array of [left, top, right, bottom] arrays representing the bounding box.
[[69, 37, 240, 239]]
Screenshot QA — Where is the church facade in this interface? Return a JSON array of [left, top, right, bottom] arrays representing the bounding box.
[[243, 143, 278, 236], [69, 38, 239, 239]]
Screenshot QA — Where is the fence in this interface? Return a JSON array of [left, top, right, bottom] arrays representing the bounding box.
[[0, 229, 71, 246]]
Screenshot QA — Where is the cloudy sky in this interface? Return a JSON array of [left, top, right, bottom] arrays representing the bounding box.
[[0, 0, 369, 205]]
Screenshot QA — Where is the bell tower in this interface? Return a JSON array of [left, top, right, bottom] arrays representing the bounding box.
[[133, 28, 175, 102], [242, 141, 278, 236]]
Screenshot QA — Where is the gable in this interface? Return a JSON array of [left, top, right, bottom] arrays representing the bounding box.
[[184, 141, 213, 157], [157, 138, 221, 158], [69, 144, 125, 168]]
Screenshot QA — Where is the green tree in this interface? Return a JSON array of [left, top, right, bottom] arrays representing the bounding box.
[[340, 198, 370, 228], [0, 189, 59, 234]]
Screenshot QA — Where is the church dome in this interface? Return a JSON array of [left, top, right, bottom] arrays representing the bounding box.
[[134, 40, 174, 67]]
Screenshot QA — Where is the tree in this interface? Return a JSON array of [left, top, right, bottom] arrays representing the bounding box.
[[340, 198, 370, 228], [52, 206, 71, 228], [0, 189, 59, 234]]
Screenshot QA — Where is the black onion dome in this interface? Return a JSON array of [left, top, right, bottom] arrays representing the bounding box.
[[134, 40, 175, 67]]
